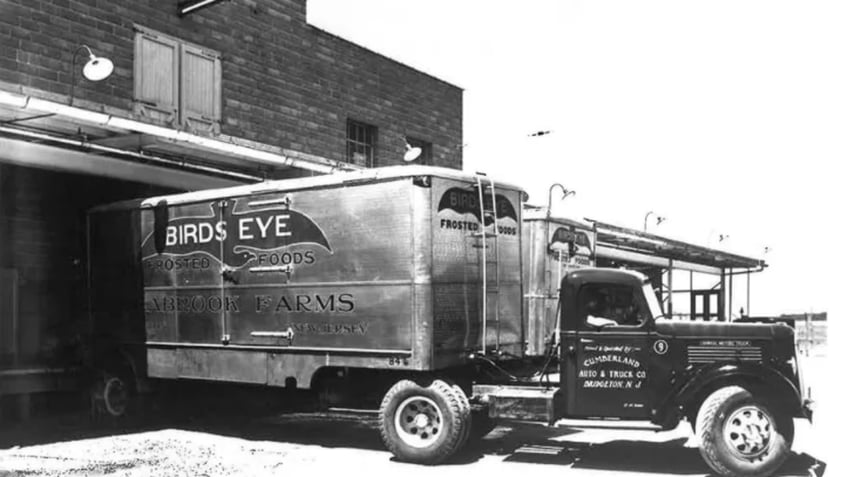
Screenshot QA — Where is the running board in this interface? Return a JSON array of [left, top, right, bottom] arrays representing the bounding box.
[[553, 419, 663, 431], [472, 385, 664, 431]]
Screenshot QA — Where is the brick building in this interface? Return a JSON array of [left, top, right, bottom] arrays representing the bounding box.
[[0, 0, 462, 408]]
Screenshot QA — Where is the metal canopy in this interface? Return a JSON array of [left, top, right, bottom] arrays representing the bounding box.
[[588, 219, 765, 271], [0, 88, 356, 187]]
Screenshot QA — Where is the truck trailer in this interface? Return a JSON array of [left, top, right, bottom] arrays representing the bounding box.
[[522, 209, 595, 356], [87, 166, 811, 477]]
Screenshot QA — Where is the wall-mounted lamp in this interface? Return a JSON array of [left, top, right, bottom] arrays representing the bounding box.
[[76, 45, 113, 82], [547, 183, 575, 218], [644, 211, 666, 232], [403, 142, 422, 162], [69, 45, 113, 105]]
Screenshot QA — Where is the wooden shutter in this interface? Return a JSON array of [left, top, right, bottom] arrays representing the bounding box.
[[134, 29, 179, 124], [180, 43, 222, 133]]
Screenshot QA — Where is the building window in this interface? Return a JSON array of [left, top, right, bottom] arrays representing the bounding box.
[[133, 26, 222, 133], [405, 137, 433, 165], [346, 120, 377, 167]]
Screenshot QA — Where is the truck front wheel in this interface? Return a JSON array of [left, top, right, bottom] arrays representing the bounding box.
[[696, 386, 793, 477], [379, 379, 468, 464]]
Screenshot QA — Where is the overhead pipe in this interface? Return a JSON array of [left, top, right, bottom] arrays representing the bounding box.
[[0, 136, 240, 190], [0, 125, 262, 183], [724, 265, 767, 275], [0, 89, 357, 175]]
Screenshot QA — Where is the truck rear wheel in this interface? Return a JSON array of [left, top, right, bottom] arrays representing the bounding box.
[[450, 384, 472, 448], [696, 386, 793, 477], [379, 379, 468, 464]]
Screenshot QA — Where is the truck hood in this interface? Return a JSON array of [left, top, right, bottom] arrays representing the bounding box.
[[654, 320, 794, 340]]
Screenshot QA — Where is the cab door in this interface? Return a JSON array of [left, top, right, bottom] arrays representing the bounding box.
[[567, 282, 653, 419]]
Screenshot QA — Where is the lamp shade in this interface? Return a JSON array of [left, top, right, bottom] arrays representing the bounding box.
[[403, 144, 422, 162], [82, 55, 113, 81]]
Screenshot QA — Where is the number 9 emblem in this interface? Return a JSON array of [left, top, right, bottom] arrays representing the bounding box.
[[653, 340, 669, 355]]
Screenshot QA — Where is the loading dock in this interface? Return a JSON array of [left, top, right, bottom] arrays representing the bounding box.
[[0, 96, 335, 418]]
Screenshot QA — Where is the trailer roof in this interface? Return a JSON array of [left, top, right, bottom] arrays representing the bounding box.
[[522, 207, 593, 229], [138, 166, 527, 208]]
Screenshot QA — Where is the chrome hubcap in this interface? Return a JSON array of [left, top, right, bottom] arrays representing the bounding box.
[[394, 396, 443, 448], [723, 405, 775, 459]]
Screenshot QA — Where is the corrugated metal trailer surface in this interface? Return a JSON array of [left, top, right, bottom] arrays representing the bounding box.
[[88, 166, 525, 389], [522, 211, 595, 356]]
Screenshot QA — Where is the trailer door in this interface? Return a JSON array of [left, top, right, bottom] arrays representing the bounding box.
[[218, 193, 301, 348], [141, 199, 227, 346]]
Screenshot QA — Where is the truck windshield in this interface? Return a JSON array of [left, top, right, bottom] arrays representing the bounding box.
[[643, 284, 664, 319]]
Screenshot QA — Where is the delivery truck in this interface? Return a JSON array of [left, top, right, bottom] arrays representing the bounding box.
[[87, 166, 811, 477]]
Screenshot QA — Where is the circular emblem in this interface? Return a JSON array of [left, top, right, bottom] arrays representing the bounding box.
[[653, 340, 669, 355]]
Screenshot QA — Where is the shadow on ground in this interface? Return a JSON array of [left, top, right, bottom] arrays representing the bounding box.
[[458, 423, 826, 476], [0, 409, 827, 477]]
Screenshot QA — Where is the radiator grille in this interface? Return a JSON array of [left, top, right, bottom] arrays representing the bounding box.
[[687, 345, 762, 364]]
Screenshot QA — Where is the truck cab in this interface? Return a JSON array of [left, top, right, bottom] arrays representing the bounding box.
[[475, 267, 809, 476], [558, 267, 809, 423], [551, 267, 810, 476]]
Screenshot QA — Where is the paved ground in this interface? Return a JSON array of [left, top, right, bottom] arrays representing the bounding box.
[[0, 355, 832, 477], [0, 413, 826, 477]]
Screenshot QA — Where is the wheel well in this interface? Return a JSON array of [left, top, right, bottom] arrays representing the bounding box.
[[309, 368, 471, 408], [684, 374, 799, 426], [91, 346, 141, 392], [309, 368, 425, 408]]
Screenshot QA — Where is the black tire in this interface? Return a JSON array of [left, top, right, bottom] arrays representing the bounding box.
[[696, 386, 794, 477], [450, 384, 472, 449], [379, 379, 469, 464]]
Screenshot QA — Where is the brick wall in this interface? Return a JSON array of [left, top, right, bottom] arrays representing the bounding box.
[[0, 0, 462, 169]]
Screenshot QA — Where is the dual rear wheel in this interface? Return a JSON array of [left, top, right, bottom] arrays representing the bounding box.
[[378, 379, 475, 464]]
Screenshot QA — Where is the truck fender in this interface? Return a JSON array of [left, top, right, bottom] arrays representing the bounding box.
[[658, 362, 803, 424]]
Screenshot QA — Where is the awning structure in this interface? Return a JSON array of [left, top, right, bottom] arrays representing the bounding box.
[[587, 219, 766, 321], [0, 88, 359, 189], [589, 219, 765, 275]]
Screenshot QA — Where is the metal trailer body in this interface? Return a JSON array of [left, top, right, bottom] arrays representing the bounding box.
[[521, 210, 595, 356], [87, 166, 525, 390]]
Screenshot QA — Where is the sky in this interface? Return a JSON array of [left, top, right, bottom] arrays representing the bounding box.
[[307, 1, 847, 317]]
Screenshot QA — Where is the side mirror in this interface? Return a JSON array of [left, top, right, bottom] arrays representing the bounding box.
[[153, 200, 169, 254]]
